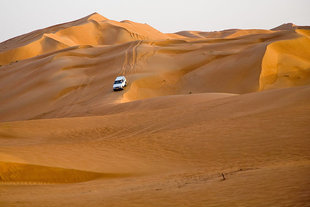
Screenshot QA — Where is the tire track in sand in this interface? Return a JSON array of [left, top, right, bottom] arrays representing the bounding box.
[[120, 40, 143, 75]]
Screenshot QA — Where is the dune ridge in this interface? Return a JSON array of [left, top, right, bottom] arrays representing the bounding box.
[[0, 13, 168, 65], [175, 29, 275, 39], [271, 23, 310, 31]]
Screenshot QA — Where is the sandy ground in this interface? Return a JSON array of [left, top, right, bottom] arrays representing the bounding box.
[[0, 13, 310, 207]]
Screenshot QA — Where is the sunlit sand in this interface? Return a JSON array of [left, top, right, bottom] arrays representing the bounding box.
[[0, 13, 309, 206]]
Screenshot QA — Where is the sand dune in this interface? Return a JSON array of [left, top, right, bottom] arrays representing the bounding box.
[[175, 29, 274, 39], [0, 161, 128, 184], [0, 21, 306, 122], [0, 13, 168, 65], [0, 13, 309, 206], [260, 29, 310, 90], [271, 23, 310, 31]]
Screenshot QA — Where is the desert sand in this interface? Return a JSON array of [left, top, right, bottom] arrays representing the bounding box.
[[0, 13, 310, 207]]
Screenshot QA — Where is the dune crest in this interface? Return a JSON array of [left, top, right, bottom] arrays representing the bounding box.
[[271, 23, 310, 31], [175, 29, 274, 39], [0, 13, 168, 65]]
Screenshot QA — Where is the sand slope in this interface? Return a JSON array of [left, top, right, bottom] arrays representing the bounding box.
[[260, 29, 310, 90], [0, 85, 309, 206], [0, 20, 306, 122], [0, 13, 309, 207]]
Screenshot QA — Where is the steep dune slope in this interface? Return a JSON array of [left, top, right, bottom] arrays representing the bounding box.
[[260, 29, 310, 90]]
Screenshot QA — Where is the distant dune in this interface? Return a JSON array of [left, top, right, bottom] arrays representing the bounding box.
[[0, 13, 167, 66], [0, 13, 309, 207]]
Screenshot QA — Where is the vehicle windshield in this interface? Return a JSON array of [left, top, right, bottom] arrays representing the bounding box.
[[114, 80, 123, 84]]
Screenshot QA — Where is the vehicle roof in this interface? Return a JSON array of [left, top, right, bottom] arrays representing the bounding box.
[[115, 76, 126, 80]]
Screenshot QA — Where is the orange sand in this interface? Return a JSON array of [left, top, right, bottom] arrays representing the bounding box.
[[0, 13, 309, 207]]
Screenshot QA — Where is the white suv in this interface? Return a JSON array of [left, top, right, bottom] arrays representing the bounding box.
[[113, 76, 127, 91]]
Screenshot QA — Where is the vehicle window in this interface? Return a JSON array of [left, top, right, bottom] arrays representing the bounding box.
[[114, 80, 123, 84]]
